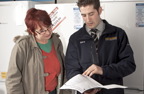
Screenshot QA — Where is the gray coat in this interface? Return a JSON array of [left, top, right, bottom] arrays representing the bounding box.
[[6, 33, 67, 94]]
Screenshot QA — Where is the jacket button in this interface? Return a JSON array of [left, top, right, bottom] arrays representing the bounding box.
[[43, 56, 47, 59], [43, 73, 50, 76], [46, 91, 49, 93]]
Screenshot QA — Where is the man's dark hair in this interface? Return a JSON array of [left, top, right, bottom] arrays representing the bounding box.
[[77, 0, 100, 11]]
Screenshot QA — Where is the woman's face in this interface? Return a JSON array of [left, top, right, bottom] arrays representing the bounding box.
[[35, 25, 52, 43]]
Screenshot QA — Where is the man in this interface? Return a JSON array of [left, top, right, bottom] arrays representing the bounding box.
[[65, 0, 136, 94]]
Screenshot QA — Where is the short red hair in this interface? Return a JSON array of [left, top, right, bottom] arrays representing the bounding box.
[[25, 8, 52, 35]]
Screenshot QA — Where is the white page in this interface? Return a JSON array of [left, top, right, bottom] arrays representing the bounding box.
[[60, 74, 127, 93]]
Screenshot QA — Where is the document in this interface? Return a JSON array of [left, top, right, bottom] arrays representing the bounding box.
[[60, 74, 127, 93]]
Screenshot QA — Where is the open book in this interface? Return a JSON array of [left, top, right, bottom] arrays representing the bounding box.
[[60, 74, 127, 93]]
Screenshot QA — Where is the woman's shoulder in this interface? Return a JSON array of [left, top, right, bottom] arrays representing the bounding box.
[[52, 33, 61, 41], [52, 33, 60, 38], [14, 35, 33, 44], [51, 33, 63, 46]]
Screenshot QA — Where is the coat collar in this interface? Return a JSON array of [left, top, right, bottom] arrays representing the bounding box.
[[79, 20, 116, 40], [102, 20, 116, 35], [14, 33, 61, 51]]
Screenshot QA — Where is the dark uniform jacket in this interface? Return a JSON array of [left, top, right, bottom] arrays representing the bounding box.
[[65, 20, 136, 94]]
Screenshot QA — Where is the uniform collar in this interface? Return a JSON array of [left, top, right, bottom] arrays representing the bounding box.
[[86, 20, 105, 39], [86, 20, 105, 34]]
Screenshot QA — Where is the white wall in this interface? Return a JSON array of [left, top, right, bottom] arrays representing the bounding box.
[[58, 0, 77, 3], [57, 0, 144, 3]]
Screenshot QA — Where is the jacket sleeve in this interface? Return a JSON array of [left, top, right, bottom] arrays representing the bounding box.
[[6, 42, 25, 94], [65, 36, 83, 80], [102, 29, 136, 79]]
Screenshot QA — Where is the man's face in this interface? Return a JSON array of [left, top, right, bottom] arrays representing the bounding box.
[[80, 5, 102, 29]]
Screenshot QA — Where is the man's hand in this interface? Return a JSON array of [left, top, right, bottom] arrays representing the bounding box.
[[82, 64, 103, 77]]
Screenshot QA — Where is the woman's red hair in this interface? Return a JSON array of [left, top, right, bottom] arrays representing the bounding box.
[[25, 8, 52, 35]]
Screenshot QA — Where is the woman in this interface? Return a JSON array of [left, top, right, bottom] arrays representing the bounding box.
[[6, 8, 65, 94]]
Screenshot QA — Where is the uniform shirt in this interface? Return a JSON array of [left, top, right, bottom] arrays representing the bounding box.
[[86, 20, 105, 39]]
